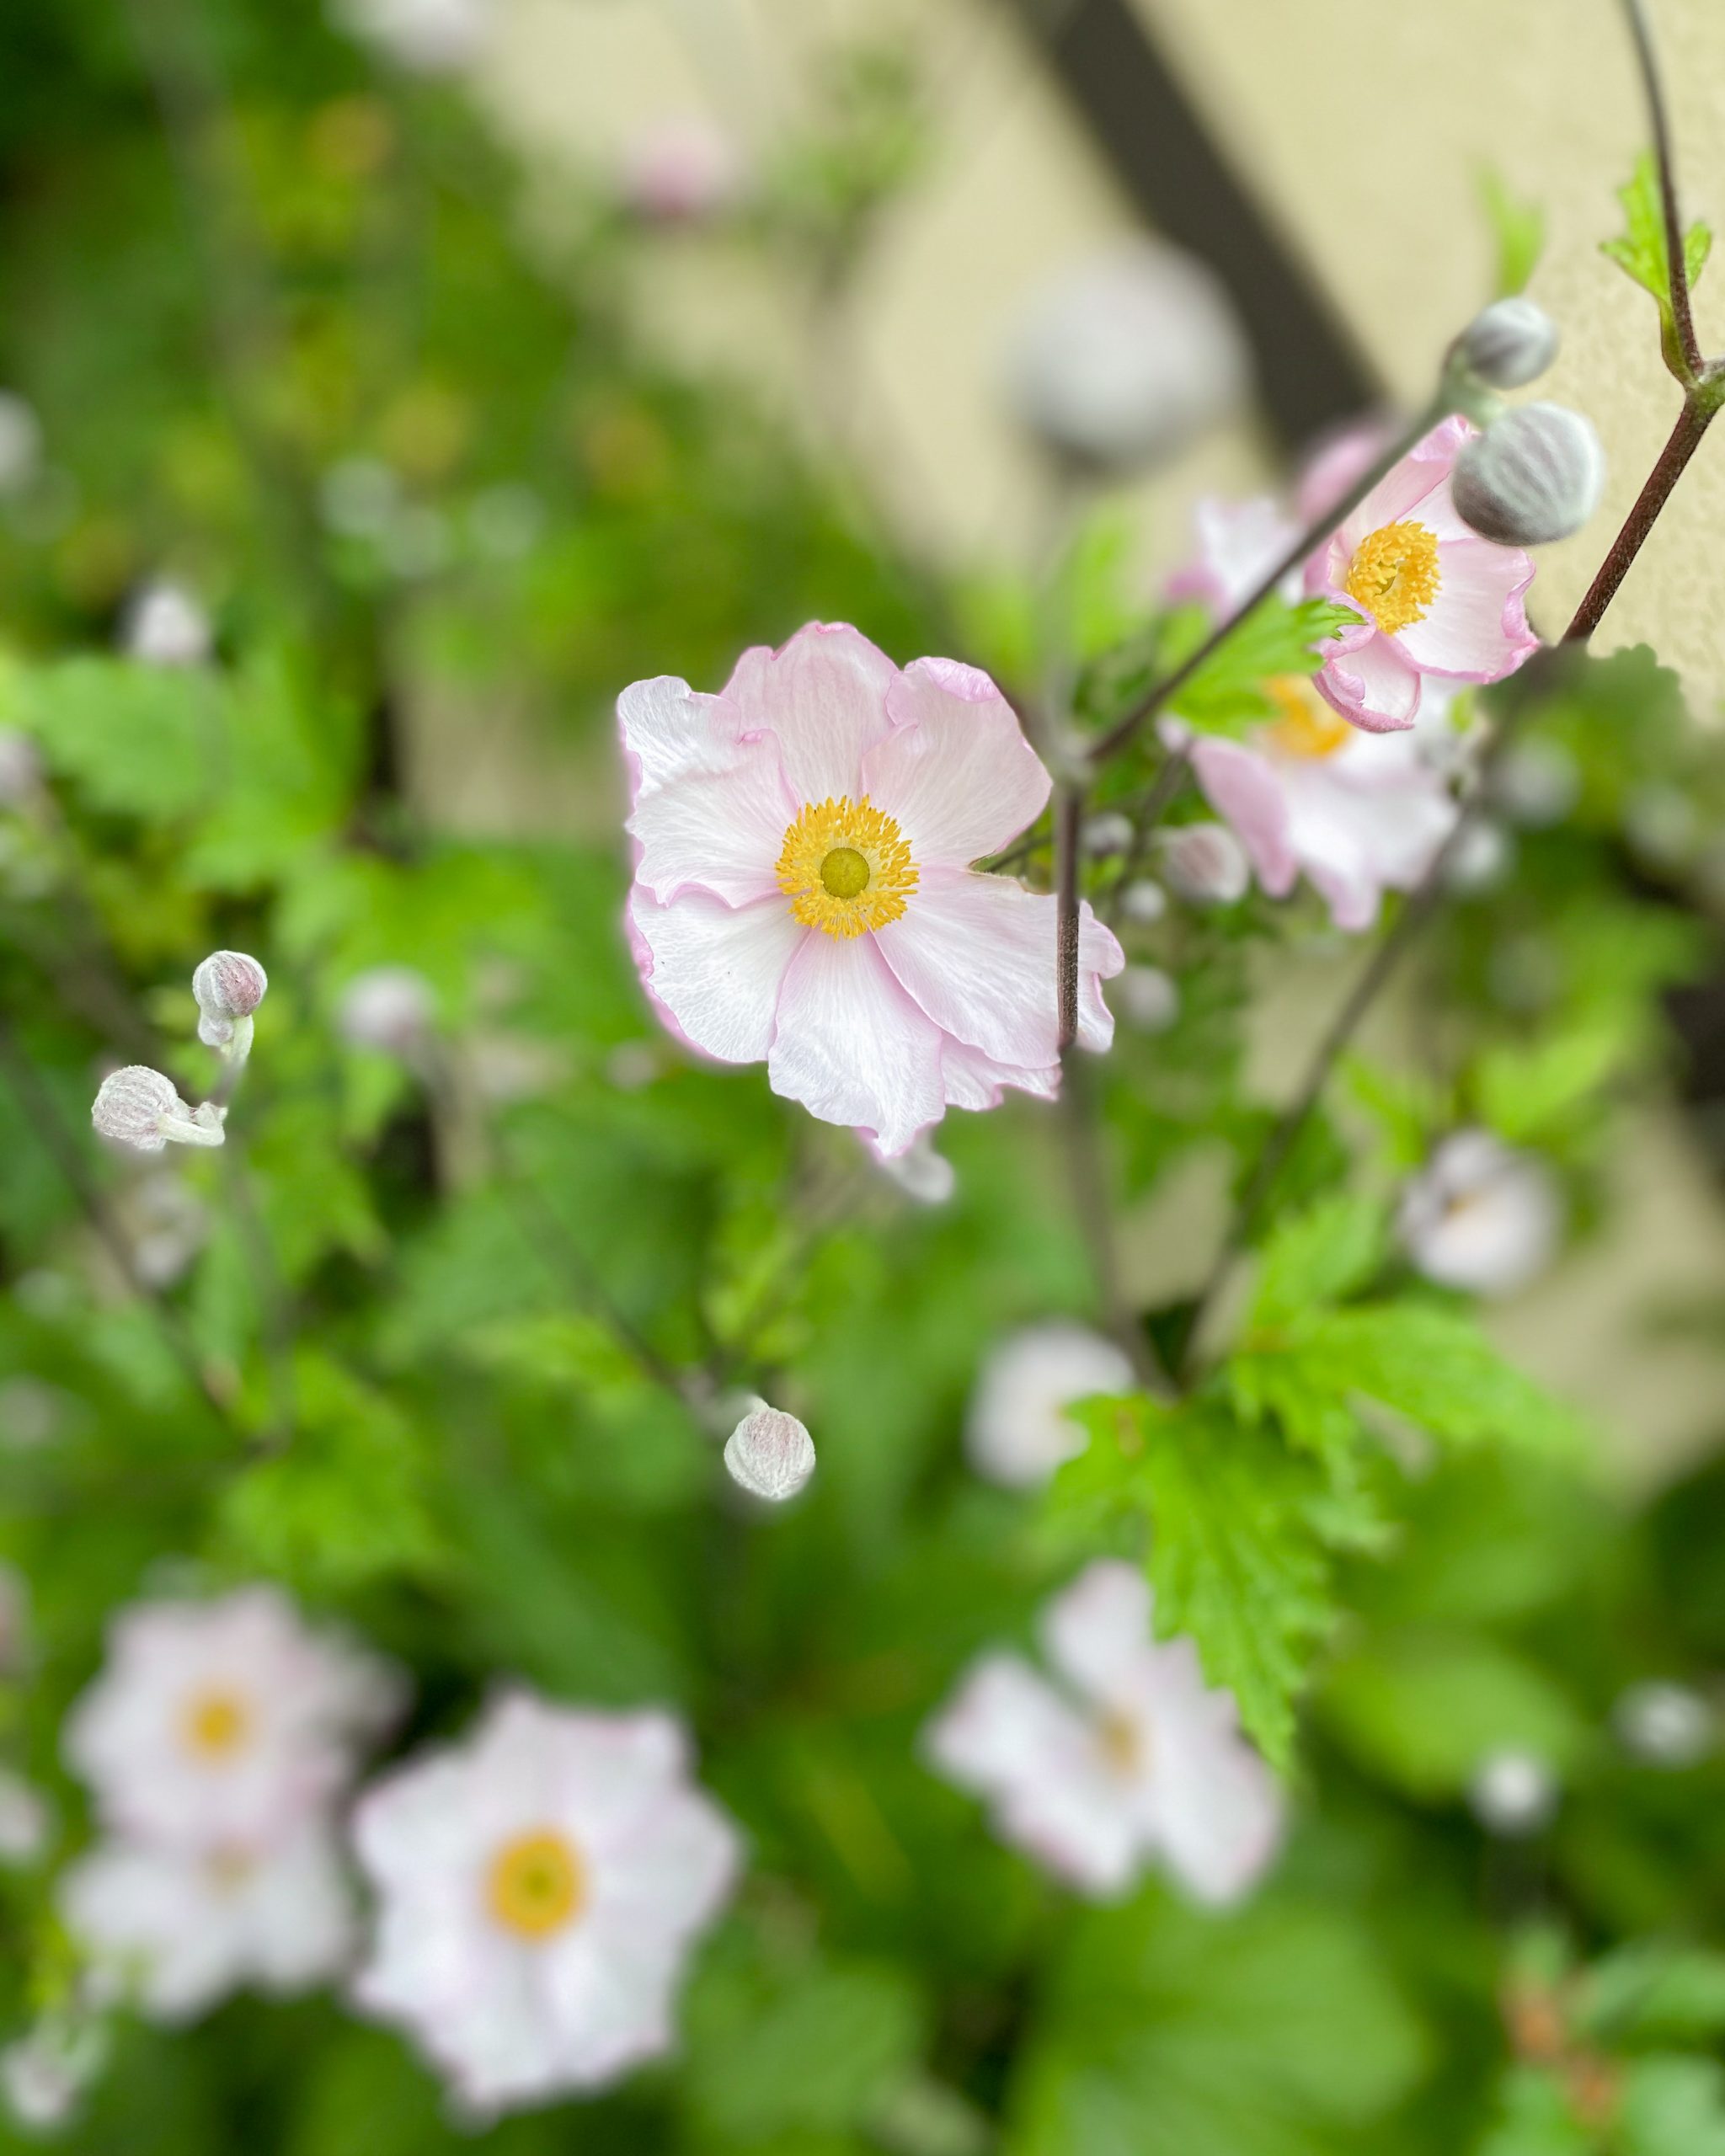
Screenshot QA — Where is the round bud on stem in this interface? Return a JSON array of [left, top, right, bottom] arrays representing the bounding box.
[[192, 951, 268, 1055], [1160, 822, 1250, 905], [1454, 297, 1560, 390], [724, 1404, 816, 1503], [1452, 402, 1605, 546], [91, 1067, 225, 1152]]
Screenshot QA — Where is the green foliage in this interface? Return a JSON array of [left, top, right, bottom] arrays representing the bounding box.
[[1165, 595, 1365, 730], [1478, 166, 1547, 296], [1601, 152, 1712, 376]]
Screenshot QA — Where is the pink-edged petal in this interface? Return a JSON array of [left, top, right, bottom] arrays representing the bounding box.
[[862, 659, 1050, 867], [722, 622, 897, 805], [766, 930, 946, 1157], [1315, 634, 1422, 733], [940, 1035, 1060, 1113], [924, 1653, 1085, 1796], [629, 889, 805, 1065], [1076, 905, 1124, 1054], [1335, 415, 1473, 550], [1039, 1561, 1152, 1709], [874, 871, 1060, 1067], [1188, 738, 1297, 897], [1295, 414, 1397, 523], [1396, 538, 1538, 680], [621, 680, 795, 906]]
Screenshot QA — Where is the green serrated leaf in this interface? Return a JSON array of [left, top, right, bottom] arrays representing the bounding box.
[[1247, 1194, 1385, 1332], [1168, 596, 1364, 730], [1601, 151, 1712, 377]]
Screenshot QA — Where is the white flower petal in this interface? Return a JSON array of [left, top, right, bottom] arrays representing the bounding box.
[[1039, 1560, 1153, 1706], [860, 659, 1050, 868], [722, 624, 897, 804], [629, 889, 806, 1066], [620, 676, 795, 907], [766, 930, 946, 1158]]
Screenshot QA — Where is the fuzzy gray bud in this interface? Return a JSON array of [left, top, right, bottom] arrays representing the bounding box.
[[1455, 297, 1560, 389], [1118, 878, 1167, 926], [1452, 402, 1605, 546], [1160, 822, 1249, 905], [91, 1066, 224, 1153], [1116, 964, 1180, 1033], [192, 951, 268, 1054], [724, 1404, 816, 1503]]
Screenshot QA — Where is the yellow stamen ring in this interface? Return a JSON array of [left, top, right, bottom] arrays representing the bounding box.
[[487, 1828, 585, 1940], [1266, 677, 1354, 761], [1344, 520, 1441, 637], [776, 796, 917, 938], [182, 1687, 253, 1761]]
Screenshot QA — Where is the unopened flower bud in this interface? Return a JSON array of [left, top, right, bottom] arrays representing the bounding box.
[[1003, 240, 1251, 477], [877, 1134, 956, 1205], [91, 1066, 224, 1152], [2, 2031, 87, 2131], [1118, 878, 1167, 926], [122, 580, 211, 667], [1082, 811, 1135, 858], [1160, 821, 1249, 905], [1452, 402, 1605, 546], [724, 1404, 816, 1502], [1468, 1747, 1557, 1838], [192, 950, 267, 1054], [0, 729, 41, 808], [1614, 1679, 1713, 1769], [1116, 963, 1180, 1033], [337, 967, 435, 1056], [1455, 296, 1560, 389]]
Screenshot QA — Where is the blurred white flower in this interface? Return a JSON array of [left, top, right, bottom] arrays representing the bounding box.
[[1492, 738, 1579, 828], [1117, 878, 1167, 926], [351, 1692, 740, 2116], [65, 1586, 398, 1853], [0, 730, 42, 808], [1002, 240, 1251, 477], [121, 581, 211, 668], [0, 1770, 50, 1865], [965, 1321, 1134, 1489], [1081, 811, 1134, 859], [332, 0, 489, 73], [1443, 816, 1514, 894], [1397, 1129, 1561, 1299], [1467, 1748, 1557, 1838], [619, 117, 743, 224], [126, 1171, 209, 1289], [724, 1404, 816, 1502], [1614, 1680, 1714, 1769], [90, 1066, 224, 1153], [61, 1823, 355, 2023], [926, 1560, 1282, 1902], [876, 1133, 956, 1205], [337, 967, 435, 1057], [0, 392, 43, 497]]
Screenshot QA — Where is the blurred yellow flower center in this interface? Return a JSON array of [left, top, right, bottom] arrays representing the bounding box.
[[488, 1829, 585, 1940], [1345, 520, 1440, 636], [1097, 1709, 1146, 1776], [777, 796, 917, 938], [1267, 678, 1354, 760], [182, 1687, 252, 1760]]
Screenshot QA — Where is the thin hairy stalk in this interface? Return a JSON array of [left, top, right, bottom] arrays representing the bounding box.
[[1619, 0, 1703, 378], [1060, 1054, 1169, 1394], [0, 1016, 232, 1422], [1087, 398, 1443, 768], [1054, 785, 1084, 1049], [217, 1136, 299, 1453], [1563, 387, 1719, 641]]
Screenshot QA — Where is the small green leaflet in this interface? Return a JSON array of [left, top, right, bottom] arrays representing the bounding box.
[[1601, 151, 1712, 378], [1477, 166, 1546, 297], [1167, 596, 1364, 730]]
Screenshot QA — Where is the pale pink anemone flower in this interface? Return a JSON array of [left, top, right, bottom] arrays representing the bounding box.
[[925, 1560, 1282, 1903], [1171, 679, 1459, 933], [61, 1822, 356, 2023], [621, 623, 1124, 1158], [1166, 493, 1299, 618], [1397, 1128, 1562, 1298], [1306, 415, 1537, 733], [350, 1691, 740, 2118], [64, 1587, 398, 1854]]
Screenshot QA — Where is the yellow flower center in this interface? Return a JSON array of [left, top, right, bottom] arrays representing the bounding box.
[[1344, 520, 1440, 636], [487, 1828, 585, 1940], [1266, 677, 1354, 760], [1097, 1708, 1146, 1777], [181, 1687, 253, 1761], [776, 796, 917, 938]]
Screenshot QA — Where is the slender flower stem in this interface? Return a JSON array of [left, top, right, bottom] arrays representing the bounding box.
[[1562, 385, 1718, 641], [1620, 0, 1703, 380], [1059, 1053, 1168, 1394], [1054, 785, 1083, 1050], [1087, 398, 1444, 769]]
